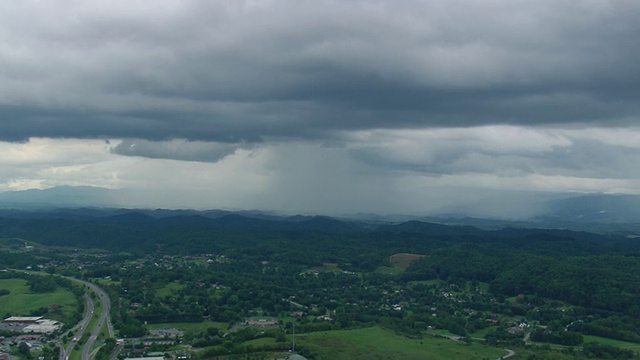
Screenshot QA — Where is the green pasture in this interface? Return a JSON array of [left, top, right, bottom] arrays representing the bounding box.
[[293, 326, 506, 360], [468, 326, 498, 339], [156, 282, 186, 298], [0, 278, 77, 317]]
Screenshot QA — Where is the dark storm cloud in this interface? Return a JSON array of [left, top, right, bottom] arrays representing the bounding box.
[[110, 139, 243, 163], [1, 0, 640, 144]]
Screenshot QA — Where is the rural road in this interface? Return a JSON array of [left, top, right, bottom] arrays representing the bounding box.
[[499, 349, 516, 359]]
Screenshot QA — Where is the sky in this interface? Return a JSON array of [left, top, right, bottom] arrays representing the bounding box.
[[1, 0, 640, 217]]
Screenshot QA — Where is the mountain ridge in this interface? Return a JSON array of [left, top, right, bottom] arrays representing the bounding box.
[[1, 186, 639, 233]]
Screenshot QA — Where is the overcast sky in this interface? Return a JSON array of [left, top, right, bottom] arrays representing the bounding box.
[[1, 0, 639, 217]]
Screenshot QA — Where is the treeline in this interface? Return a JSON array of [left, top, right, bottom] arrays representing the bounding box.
[[0, 214, 634, 262], [404, 245, 640, 315], [0, 270, 78, 295], [582, 342, 636, 359], [0, 250, 38, 269], [531, 330, 582, 346], [573, 317, 640, 343]]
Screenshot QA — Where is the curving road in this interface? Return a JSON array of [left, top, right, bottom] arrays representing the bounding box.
[[78, 280, 115, 360], [13, 270, 117, 360], [499, 349, 516, 359], [55, 277, 116, 360]]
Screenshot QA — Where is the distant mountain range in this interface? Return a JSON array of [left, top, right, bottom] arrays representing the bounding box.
[[0, 186, 119, 208], [542, 194, 640, 223], [0, 186, 639, 233]]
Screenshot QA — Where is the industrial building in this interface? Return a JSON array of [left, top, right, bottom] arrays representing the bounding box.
[[1, 317, 61, 334]]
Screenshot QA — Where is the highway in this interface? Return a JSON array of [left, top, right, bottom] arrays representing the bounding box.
[[57, 294, 94, 360], [11, 269, 117, 360], [80, 280, 115, 360], [55, 278, 117, 360]]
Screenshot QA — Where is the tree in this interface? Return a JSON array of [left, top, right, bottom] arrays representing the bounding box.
[[18, 342, 32, 359]]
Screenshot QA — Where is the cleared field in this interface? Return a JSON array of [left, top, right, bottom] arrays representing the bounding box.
[[295, 326, 505, 360], [389, 253, 426, 270], [468, 326, 497, 339], [155, 282, 186, 298], [0, 278, 77, 317], [92, 278, 121, 287]]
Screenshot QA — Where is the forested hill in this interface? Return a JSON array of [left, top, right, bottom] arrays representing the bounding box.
[[0, 209, 636, 258]]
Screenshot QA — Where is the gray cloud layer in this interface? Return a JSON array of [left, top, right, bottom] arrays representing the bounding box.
[[110, 139, 242, 162], [2, 0, 640, 143]]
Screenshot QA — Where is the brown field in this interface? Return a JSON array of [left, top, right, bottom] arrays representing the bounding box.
[[389, 253, 426, 269]]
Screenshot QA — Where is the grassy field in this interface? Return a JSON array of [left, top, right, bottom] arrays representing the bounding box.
[[469, 326, 497, 339], [291, 326, 505, 360], [155, 281, 186, 298], [0, 278, 77, 317], [582, 335, 640, 348], [92, 277, 122, 287]]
